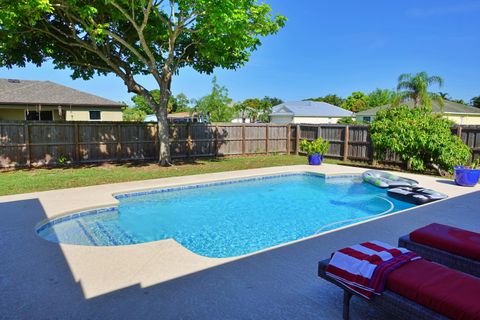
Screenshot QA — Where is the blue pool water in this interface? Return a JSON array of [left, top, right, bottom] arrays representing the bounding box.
[[37, 174, 415, 258]]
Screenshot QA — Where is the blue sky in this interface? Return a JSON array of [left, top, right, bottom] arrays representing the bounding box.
[[1, 0, 479, 105]]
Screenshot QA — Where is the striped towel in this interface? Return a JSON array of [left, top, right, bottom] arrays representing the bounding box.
[[325, 241, 421, 299]]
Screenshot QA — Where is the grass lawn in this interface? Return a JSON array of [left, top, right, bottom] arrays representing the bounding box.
[[0, 155, 316, 196]]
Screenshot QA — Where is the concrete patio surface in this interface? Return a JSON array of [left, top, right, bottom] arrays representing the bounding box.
[[1, 164, 479, 319]]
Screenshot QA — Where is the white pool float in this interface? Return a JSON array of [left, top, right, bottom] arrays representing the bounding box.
[[362, 170, 418, 188]]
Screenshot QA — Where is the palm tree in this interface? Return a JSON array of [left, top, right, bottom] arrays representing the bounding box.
[[438, 92, 450, 100], [397, 72, 444, 108], [234, 102, 250, 123]]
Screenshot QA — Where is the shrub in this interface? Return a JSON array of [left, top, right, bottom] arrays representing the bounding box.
[[300, 138, 330, 156], [370, 105, 471, 174], [337, 117, 356, 125]]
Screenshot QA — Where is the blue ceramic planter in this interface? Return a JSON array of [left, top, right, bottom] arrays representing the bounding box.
[[454, 166, 480, 187], [308, 153, 323, 166]]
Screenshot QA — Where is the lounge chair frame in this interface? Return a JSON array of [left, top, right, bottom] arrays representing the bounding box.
[[317, 259, 447, 320], [398, 235, 480, 278]]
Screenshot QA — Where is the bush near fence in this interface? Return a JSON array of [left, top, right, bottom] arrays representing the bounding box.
[[0, 121, 479, 168]]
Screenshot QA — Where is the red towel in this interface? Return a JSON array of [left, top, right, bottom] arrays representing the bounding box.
[[326, 241, 420, 299]]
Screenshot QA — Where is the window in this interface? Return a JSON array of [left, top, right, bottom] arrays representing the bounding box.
[[89, 110, 101, 120], [25, 110, 53, 121], [363, 116, 372, 123]]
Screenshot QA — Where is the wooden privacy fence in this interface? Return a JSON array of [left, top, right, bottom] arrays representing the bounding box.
[[0, 121, 479, 168], [296, 124, 480, 164], [0, 122, 292, 167]]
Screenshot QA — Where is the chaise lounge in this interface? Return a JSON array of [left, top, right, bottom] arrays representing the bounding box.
[[318, 238, 480, 319], [398, 223, 480, 277]]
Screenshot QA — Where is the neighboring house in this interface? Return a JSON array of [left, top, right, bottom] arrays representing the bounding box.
[[231, 111, 252, 123], [269, 100, 353, 124], [145, 111, 200, 123], [356, 100, 480, 125], [0, 78, 123, 121]]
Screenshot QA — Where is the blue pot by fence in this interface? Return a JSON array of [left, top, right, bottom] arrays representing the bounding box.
[[454, 166, 480, 187], [308, 153, 323, 165]]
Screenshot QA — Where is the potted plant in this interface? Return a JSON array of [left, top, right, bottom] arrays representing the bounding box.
[[300, 138, 330, 165], [454, 159, 480, 187]]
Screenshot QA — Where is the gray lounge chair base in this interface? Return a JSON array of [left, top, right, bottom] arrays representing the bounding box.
[[318, 259, 447, 320], [398, 235, 480, 278]]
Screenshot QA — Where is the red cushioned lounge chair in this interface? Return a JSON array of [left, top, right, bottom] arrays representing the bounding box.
[[318, 253, 480, 320], [398, 223, 480, 277]]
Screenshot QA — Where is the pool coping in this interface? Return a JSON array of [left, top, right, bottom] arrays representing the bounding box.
[[1, 164, 479, 299]]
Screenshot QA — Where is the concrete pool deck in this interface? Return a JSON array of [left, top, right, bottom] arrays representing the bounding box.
[[1, 164, 479, 319]]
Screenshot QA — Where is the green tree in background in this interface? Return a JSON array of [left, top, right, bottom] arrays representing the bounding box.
[[234, 102, 251, 123], [0, 0, 285, 165], [193, 77, 234, 122], [171, 93, 190, 113], [132, 91, 190, 114], [397, 72, 444, 108], [341, 92, 369, 112], [240, 98, 262, 122], [235, 97, 281, 122], [367, 89, 395, 109], [305, 94, 344, 107], [371, 105, 471, 174], [262, 96, 284, 107], [438, 92, 466, 105], [123, 106, 147, 122], [471, 96, 480, 108]]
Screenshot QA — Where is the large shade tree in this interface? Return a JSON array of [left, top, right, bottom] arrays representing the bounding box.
[[0, 0, 286, 165], [397, 72, 444, 108]]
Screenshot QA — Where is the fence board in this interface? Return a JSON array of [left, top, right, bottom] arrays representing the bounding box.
[[1, 121, 480, 168]]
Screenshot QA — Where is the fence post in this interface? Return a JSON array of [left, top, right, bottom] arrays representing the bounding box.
[[265, 124, 269, 154], [214, 125, 219, 157], [116, 123, 122, 161], [154, 123, 159, 161], [242, 124, 246, 155], [74, 122, 80, 163], [186, 123, 192, 158], [457, 126, 463, 138], [295, 124, 300, 155], [286, 124, 291, 155], [317, 125, 321, 140], [343, 125, 350, 162], [24, 122, 31, 167]]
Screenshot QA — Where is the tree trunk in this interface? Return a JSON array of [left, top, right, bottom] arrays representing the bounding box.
[[137, 71, 172, 166], [155, 106, 171, 166]]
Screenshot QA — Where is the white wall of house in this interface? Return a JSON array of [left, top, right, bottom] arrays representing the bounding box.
[[444, 114, 480, 125], [231, 118, 252, 123], [271, 115, 353, 124], [356, 114, 480, 125], [269, 115, 293, 124], [65, 108, 123, 121], [291, 116, 347, 124]]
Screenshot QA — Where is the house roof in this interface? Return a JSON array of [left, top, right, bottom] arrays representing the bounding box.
[[168, 111, 194, 118], [270, 101, 353, 117], [0, 78, 123, 107], [356, 100, 480, 116]]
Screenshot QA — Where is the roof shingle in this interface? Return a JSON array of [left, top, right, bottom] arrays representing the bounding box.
[[270, 101, 353, 117], [356, 100, 480, 116], [0, 78, 122, 107]]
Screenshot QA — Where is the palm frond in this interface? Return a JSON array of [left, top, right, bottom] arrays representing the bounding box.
[[427, 75, 444, 88]]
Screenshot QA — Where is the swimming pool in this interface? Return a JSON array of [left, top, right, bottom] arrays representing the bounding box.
[[37, 173, 415, 258]]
